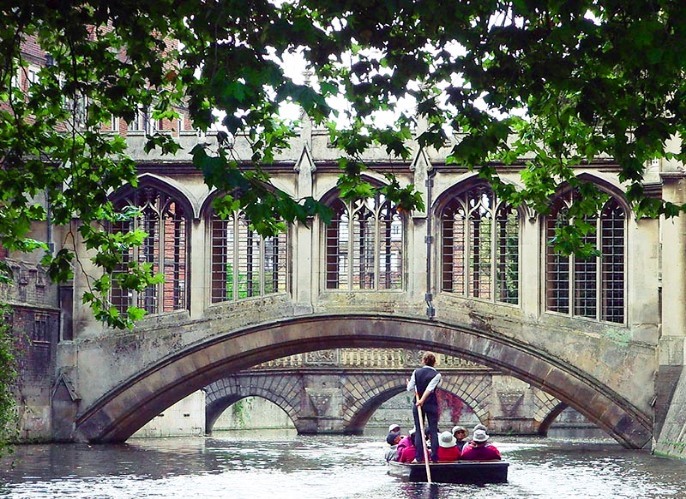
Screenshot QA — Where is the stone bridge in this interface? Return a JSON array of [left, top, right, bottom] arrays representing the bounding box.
[[60, 311, 653, 448], [50, 132, 669, 450], [203, 352, 567, 436]]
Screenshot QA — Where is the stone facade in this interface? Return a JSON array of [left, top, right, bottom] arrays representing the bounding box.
[[4, 117, 686, 457]]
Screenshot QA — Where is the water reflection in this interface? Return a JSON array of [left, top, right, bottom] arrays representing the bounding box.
[[1, 432, 686, 498]]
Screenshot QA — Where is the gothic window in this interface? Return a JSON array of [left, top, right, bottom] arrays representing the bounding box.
[[110, 186, 189, 315], [210, 211, 287, 303], [441, 184, 519, 304], [325, 194, 403, 290], [545, 193, 625, 323]]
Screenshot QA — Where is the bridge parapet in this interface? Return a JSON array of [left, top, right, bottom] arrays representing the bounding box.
[[255, 348, 490, 370]]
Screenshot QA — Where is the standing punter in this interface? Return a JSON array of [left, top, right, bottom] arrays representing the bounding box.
[[406, 351, 442, 463]]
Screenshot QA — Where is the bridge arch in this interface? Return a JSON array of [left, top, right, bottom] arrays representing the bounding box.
[[538, 401, 571, 436], [204, 377, 301, 433], [342, 374, 491, 434], [74, 315, 651, 448]]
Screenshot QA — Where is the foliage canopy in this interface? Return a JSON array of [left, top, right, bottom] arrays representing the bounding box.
[[2, 0, 686, 327]]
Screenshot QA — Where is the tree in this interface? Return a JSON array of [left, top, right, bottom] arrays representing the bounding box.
[[2, 0, 686, 329], [0, 305, 17, 456]]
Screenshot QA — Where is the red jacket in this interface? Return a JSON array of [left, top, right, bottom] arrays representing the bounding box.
[[395, 435, 413, 459], [399, 445, 416, 463], [460, 443, 501, 461], [437, 446, 461, 462]]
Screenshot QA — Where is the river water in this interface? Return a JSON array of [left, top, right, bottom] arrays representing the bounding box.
[[1, 431, 686, 498]]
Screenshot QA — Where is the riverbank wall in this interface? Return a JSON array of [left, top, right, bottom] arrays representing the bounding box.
[[653, 367, 686, 459]]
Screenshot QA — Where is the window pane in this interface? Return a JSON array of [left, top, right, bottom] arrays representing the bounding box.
[[162, 201, 187, 311], [441, 204, 466, 295], [211, 215, 233, 303], [496, 205, 519, 304], [378, 203, 402, 290], [264, 232, 287, 294], [111, 219, 133, 315], [601, 199, 625, 323], [352, 207, 375, 290], [326, 202, 347, 289], [573, 219, 597, 319], [138, 208, 159, 313], [237, 214, 261, 298], [546, 203, 570, 314]]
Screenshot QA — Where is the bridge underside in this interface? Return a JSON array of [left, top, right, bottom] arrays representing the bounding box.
[[74, 315, 652, 448]]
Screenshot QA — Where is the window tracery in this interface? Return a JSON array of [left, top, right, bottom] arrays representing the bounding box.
[[545, 192, 625, 323], [325, 193, 403, 290], [440, 184, 519, 304], [110, 186, 189, 315]]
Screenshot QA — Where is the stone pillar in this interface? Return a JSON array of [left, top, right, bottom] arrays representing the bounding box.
[[519, 207, 541, 318], [409, 149, 433, 310], [654, 172, 686, 444], [292, 146, 316, 314], [296, 373, 346, 434], [70, 223, 104, 338], [188, 217, 206, 319], [626, 216, 660, 343]]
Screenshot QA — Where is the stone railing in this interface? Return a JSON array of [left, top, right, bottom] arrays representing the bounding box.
[[254, 348, 489, 370]]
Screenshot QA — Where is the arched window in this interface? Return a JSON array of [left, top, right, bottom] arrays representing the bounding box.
[[440, 184, 519, 304], [210, 211, 287, 303], [545, 193, 625, 323], [110, 186, 189, 315], [325, 194, 403, 290]]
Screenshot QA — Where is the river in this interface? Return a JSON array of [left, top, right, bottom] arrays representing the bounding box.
[[1, 431, 686, 498]]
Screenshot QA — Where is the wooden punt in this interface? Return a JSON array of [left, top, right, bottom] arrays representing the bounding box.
[[387, 460, 509, 484]]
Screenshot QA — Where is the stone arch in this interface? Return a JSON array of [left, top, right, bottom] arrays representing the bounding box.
[[204, 375, 301, 433], [110, 173, 195, 219], [434, 173, 515, 208], [341, 375, 407, 433], [341, 373, 490, 434], [318, 173, 389, 205], [438, 374, 492, 425], [74, 315, 651, 448], [569, 172, 630, 211], [538, 401, 570, 436]]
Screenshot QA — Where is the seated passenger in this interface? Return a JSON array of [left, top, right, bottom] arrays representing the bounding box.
[[384, 431, 402, 462], [395, 427, 416, 461], [464, 423, 488, 448], [451, 425, 468, 450], [398, 436, 417, 463], [436, 431, 461, 462], [460, 429, 501, 461]]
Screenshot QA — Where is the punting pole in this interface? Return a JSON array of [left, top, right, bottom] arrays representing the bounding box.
[[415, 393, 432, 484]]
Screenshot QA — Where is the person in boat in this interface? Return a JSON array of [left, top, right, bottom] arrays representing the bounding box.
[[393, 427, 415, 460], [451, 425, 468, 450], [388, 423, 401, 434], [437, 431, 461, 462], [406, 351, 442, 463], [384, 431, 402, 462], [463, 423, 488, 448], [398, 431, 417, 463], [460, 429, 502, 461]]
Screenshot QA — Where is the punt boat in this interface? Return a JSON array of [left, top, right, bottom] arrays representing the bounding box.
[[387, 460, 509, 484]]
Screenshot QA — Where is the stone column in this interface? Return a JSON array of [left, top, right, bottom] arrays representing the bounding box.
[[188, 217, 206, 319], [519, 207, 541, 318], [409, 149, 433, 311], [654, 172, 686, 443], [626, 215, 660, 344], [292, 146, 316, 314]]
